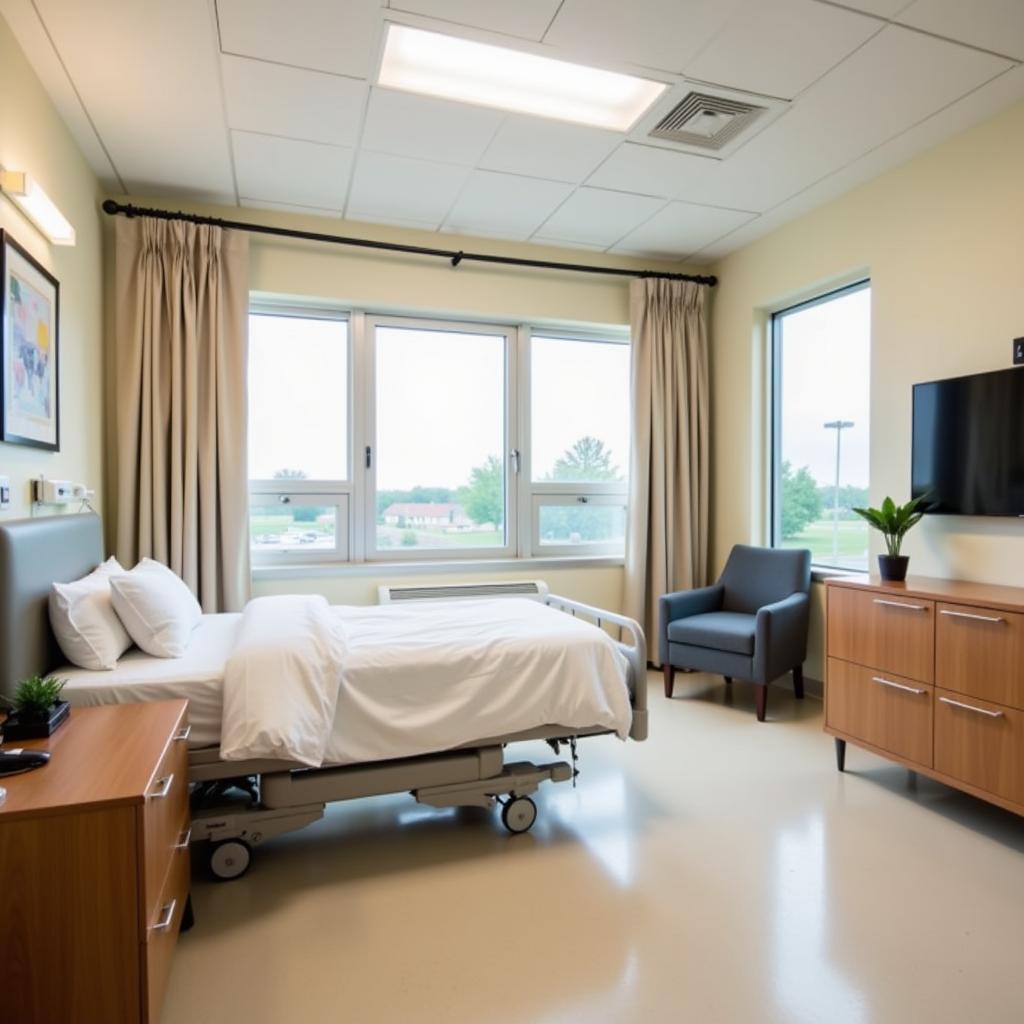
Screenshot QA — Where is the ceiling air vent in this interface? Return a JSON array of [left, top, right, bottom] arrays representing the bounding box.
[[648, 92, 766, 152]]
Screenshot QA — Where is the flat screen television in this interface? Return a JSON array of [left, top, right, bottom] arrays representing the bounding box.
[[912, 367, 1024, 516]]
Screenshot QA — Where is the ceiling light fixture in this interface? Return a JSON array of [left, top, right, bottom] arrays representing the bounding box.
[[0, 170, 76, 246], [378, 24, 667, 132]]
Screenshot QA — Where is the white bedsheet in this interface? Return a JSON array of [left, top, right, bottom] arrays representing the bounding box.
[[56, 598, 632, 766]]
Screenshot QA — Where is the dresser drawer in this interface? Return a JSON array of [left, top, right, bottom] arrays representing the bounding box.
[[826, 658, 933, 767], [143, 830, 190, 1023], [936, 603, 1024, 710], [934, 689, 1024, 806], [142, 719, 190, 919], [827, 587, 934, 682]]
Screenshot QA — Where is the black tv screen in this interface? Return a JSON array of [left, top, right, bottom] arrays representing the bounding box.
[[912, 367, 1024, 516]]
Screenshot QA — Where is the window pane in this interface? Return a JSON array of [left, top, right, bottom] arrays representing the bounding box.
[[250, 502, 337, 553], [248, 314, 348, 481], [774, 284, 871, 570], [531, 336, 629, 483], [374, 325, 506, 552], [538, 503, 627, 548]]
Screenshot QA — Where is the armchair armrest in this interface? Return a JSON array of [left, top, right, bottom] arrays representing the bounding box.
[[753, 592, 810, 684], [658, 583, 724, 665]]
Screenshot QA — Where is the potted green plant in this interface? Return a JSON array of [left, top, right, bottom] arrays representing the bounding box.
[[852, 495, 929, 582], [2, 675, 70, 741]]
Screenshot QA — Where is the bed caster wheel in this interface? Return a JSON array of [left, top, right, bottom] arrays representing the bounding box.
[[501, 796, 537, 835], [208, 839, 252, 881]]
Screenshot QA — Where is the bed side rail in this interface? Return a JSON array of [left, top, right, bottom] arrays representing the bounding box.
[[544, 594, 648, 740]]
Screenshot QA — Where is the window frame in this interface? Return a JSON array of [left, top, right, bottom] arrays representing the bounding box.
[[248, 304, 630, 568], [248, 303, 354, 564], [769, 278, 871, 572]]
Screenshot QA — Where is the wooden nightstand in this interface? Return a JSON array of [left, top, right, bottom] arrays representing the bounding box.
[[0, 700, 191, 1023]]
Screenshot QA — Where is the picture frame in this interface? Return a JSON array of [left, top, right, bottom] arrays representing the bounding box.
[[0, 229, 60, 451]]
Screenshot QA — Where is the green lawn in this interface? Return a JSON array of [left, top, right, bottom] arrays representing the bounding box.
[[376, 525, 503, 549], [780, 518, 868, 571]]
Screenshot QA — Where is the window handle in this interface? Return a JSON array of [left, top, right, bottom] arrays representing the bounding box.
[[365, 445, 372, 469], [279, 495, 290, 504], [510, 449, 520, 475]]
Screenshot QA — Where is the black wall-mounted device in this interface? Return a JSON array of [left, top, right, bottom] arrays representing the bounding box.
[[1014, 337, 1024, 365]]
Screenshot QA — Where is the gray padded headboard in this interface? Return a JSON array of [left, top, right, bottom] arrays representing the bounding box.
[[0, 513, 103, 700]]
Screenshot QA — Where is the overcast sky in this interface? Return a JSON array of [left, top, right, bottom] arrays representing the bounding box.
[[249, 316, 630, 491], [778, 286, 871, 488]]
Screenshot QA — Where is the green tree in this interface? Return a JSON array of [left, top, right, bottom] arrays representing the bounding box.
[[781, 461, 822, 539], [550, 436, 622, 483], [460, 455, 504, 528]]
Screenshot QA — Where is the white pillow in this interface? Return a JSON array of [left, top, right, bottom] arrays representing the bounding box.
[[50, 557, 133, 671], [109, 558, 203, 658]]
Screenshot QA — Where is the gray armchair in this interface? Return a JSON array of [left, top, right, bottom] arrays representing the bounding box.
[[660, 545, 811, 721]]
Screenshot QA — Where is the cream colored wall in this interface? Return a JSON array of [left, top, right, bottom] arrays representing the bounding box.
[[0, 14, 103, 520], [106, 195, 699, 613], [710, 98, 1024, 680]]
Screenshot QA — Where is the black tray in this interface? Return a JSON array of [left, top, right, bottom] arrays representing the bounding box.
[[2, 700, 70, 741]]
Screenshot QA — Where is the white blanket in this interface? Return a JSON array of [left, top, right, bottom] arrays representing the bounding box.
[[220, 595, 344, 766], [218, 595, 632, 768]]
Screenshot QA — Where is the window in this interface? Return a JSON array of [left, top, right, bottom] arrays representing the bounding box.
[[248, 309, 351, 563], [771, 281, 871, 571], [247, 308, 630, 565]]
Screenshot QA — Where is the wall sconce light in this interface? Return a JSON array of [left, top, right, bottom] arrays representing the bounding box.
[[0, 170, 76, 246]]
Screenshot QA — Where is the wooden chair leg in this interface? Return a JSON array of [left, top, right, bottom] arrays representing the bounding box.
[[755, 685, 768, 722], [663, 664, 676, 699], [723, 675, 732, 684], [793, 664, 805, 700]]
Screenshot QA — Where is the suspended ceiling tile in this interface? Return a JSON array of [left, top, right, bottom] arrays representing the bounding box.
[[685, 0, 882, 99], [705, 25, 1014, 212], [544, 0, 746, 74], [586, 144, 727, 204], [221, 56, 368, 147], [361, 87, 504, 165], [534, 187, 667, 248], [386, 0, 563, 41], [898, 0, 1024, 60], [443, 170, 573, 240], [347, 150, 469, 228], [32, 0, 234, 197], [242, 198, 345, 217], [232, 131, 354, 209], [610, 200, 757, 258], [216, 0, 382, 78], [479, 117, 622, 183]]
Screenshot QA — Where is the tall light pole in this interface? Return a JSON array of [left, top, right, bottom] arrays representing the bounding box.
[[824, 420, 854, 563]]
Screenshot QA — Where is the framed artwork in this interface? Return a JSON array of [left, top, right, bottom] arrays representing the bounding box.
[[1, 229, 60, 451]]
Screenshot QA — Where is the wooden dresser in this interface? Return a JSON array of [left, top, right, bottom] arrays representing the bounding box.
[[0, 700, 191, 1023], [825, 575, 1024, 817]]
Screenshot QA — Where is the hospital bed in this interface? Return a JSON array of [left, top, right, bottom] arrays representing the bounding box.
[[0, 515, 647, 879]]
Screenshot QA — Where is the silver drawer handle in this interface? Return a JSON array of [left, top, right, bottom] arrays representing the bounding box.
[[938, 697, 1004, 719], [148, 774, 174, 799], [871, 676, 927, 695], [873, 599, 927, 611], [940, 610, 1005, 624], [174, 724, 192, 742], [174, 827, 192, 850], [150, 898, 177, 933]]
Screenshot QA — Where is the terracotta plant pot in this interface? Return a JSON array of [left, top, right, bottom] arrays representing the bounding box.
[[878, 554, 909, 582]]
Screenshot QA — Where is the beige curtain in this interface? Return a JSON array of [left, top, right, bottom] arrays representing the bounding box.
[[112, 215, 250, 611], [624, 278, 710, 658]]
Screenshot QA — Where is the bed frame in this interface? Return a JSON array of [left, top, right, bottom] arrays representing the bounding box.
[[0, 514, 647, 878]]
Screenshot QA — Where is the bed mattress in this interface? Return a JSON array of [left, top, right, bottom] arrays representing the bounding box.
[[56, 598, 631, 766]]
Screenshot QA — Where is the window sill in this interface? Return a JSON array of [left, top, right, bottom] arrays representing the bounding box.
[[252, 554, 625, 581], [811, 567, 867, 584]]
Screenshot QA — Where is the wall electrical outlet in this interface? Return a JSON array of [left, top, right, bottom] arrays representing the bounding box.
[[0, 475, 10, 510], [1015, 337, 1024, 365]]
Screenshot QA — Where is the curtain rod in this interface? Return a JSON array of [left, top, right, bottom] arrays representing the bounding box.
[[101, 199, 717, 287]]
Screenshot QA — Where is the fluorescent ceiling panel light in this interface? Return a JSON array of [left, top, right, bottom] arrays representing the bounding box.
[[0, 171, 76, 245], [379, 24, 667, 132]]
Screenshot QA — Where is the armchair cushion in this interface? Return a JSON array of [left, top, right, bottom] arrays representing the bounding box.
[[658, 583, 724, 665], [667, 611, 756, 656]]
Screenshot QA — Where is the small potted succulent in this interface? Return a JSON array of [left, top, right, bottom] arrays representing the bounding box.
[[852, 495, 929, 582], [2, 675, 70, 740]]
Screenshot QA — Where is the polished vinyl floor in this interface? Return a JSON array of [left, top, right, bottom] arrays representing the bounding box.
[[165, 673, 1024, 1024]]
